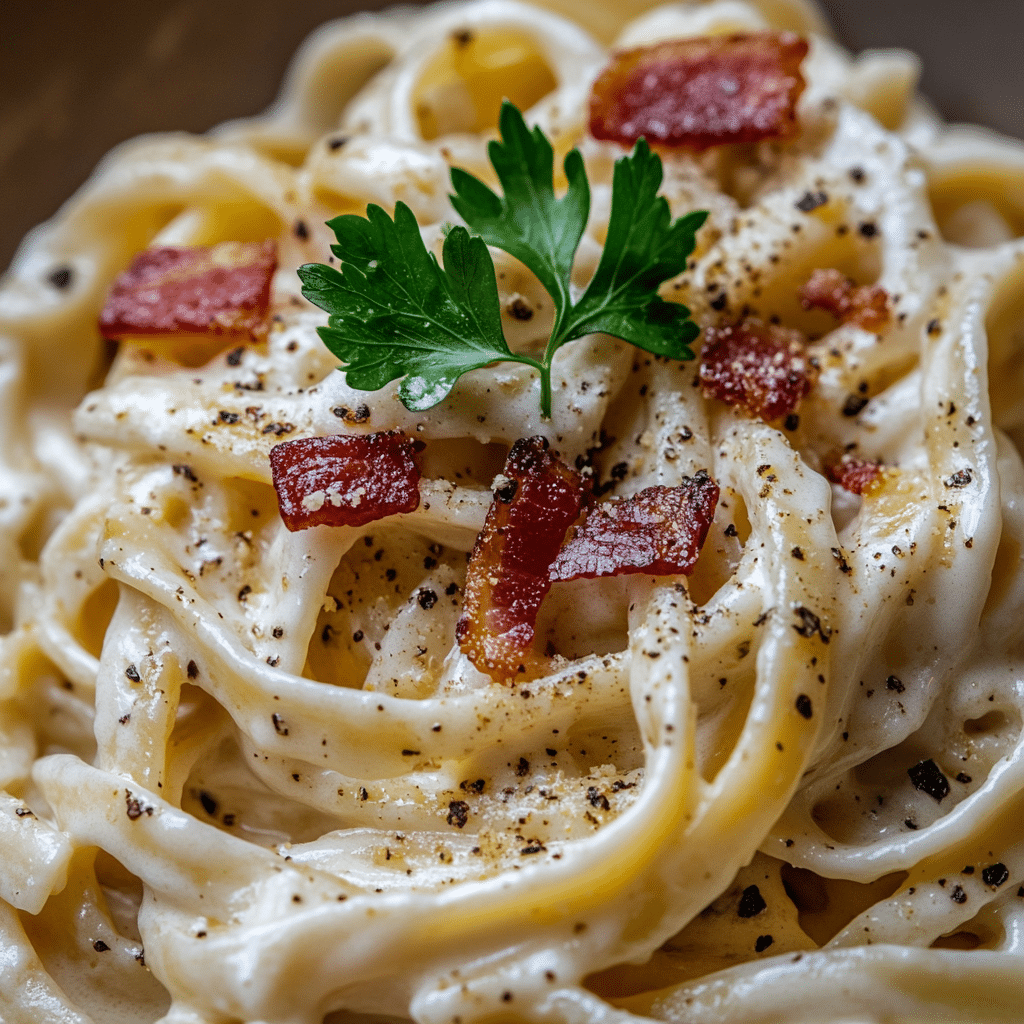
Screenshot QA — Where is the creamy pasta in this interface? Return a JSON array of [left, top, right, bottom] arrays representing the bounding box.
[[2, 1, 1024, 1022]]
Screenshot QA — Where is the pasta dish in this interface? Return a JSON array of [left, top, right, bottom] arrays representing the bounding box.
[[2, 0, 1024, 1021]]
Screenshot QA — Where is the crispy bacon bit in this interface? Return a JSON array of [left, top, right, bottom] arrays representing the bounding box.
[[800, 268, 890, 333], [825, 455, 884, 496], [270, 431, 424, 531], [549, 473, 718, 581], [699, 319, 815, 421], [99, 240, 277, 339], [589, 32, 808, 150], [456, 437, 583, 679]]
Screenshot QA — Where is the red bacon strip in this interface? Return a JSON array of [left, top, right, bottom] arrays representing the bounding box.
[[270, 431, 424, 531], [99, 240, 277, 339], [800, 268, 890, 333], [456, 437, 583, 679], [549, 473, 719, 582], [699, 319, 815, 421], [825, 455, 884, 496], [589, 32, 808, 150]]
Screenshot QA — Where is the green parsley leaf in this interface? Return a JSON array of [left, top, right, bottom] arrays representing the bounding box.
[[556, 139, 707, 356], [450, 101, 589, 334], [298, 202, 537, 411], [299, 103, 707, 418]]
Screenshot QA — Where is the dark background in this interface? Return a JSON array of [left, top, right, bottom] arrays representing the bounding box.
[[2, 0, 1022, 270]]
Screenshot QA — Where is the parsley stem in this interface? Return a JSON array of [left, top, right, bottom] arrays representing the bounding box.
[[539, 363, 553, 419]]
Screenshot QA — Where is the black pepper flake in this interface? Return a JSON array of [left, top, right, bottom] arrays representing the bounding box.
[[173, 464, 198, 482], [125, 664, 141, 683], [944, 469, 972, 488], [956, 772, 972, 784], [793, 607, 831, 643], [401, 749, 420, 757], [951, 885, 967, 904], [93, 940, 110, 952], [447, 800, 470, 828], [849, 167, 865, 183], [784, 413, 800, 431], [199, 791, 218, 816], [509, 297, 534, 320], [795, 190, 828, 212], [272, 713, 288, 736], [385, 568, 397, 582], [885, 675, 905, 693], [587, 787, 610, 811], [186, 660, 198, 679], [238, 585, 252, 602], [725, 523, 738, 538], [48, 266, 74, 289], [359, 787, 369, 801], [118, 713, 130, 725], [842, 393, 869, 417], [908, 758, 950, 801], [738, 885, 767, 918], [515, 757, 530, 777], [709, 292, 728, 311], [904, 819, 918, 829], [795, 694, 812, 719], [294, 219, 309, 240], [754, 935, 774, 952], [858, 221, 878, 238], [225, 346, 244, 366], [417, 588, 438, 610], [791, 546, 804, 561], [982, 863, 1009, 888], [327, 136, 349, 150], [963, 866, 975, 874], [460, 778, 485, 794], [352, 630, 364, 642], [332, 404, 371, 423], [272, 626, 284, 639], [218, 410, 239, 424], [926, 318, 941, 336], [521, 844, 545, 855], [14, 807, 33, 817], [261, 422, 295, 436], [125, 791, 152, 820]]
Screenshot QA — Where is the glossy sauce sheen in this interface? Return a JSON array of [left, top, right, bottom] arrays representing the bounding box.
[[98, 240, 277, 337], [800, 267, 890, 332], [589, 32, 808, 149], [699, 319, 815, 421], [456, 436, 583, 678], [270, 431, 424, 530], [549, 474, 719, 580]]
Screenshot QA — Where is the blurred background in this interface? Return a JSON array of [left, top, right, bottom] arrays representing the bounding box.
[[2, 0, 1022, 270]]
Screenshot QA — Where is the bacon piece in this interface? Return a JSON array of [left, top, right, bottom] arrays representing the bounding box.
[[270, 431, 424, 531], [589, 32, 808, 150], [699, 319, 815, 421], [825, 455, 884, 496], [800, 268, 890, 333], [99, 240, 277, 339], [456, 437, 583, 679], [549, 473, 719, 582]]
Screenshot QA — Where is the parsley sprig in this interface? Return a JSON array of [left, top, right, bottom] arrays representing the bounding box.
[[299, 102, 707, 419]]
